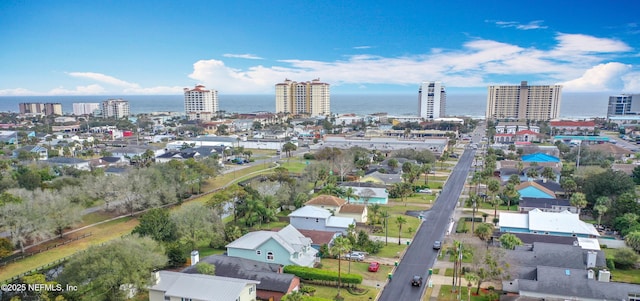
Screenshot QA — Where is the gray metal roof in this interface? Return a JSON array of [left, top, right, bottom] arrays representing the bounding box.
[[150, 271, 259, 301]]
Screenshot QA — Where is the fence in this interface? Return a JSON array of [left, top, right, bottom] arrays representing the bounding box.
[[0, 233, 93, 267]]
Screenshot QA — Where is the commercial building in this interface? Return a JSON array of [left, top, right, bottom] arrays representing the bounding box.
[[101, 99, 130, 119], [72, 103, 100, 115], [275, 79, 330, 116], [486, 81, 562, 121], [607, 94, 640, 117], [418, 81, 446, 119], [184, 84, 219, 121], [19, 103, 63, 116]]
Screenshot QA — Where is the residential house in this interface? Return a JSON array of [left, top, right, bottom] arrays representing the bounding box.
[[501, 242, 640, 300], [288, 206, 356, 234], [587, 143, 633, 160], [296, 229, 340, 250], [360, 171, 403, 186], [0, 131, 18, 144], [305, 195, 346, 213], [182, 255, 299, 301], [532, 180, 566, 198], [304, 195, 368, 223], [226, 225, 319, 267], [521, 152, 561, 164], [339, 182, 389, 204], [612, 163, 635, 176], [155, 150, 200, 163], [549, 120, 597, 135], [44, 157, 91, 171], [495, 122, 539, 134], [337, 204, 368, 223], [149, 270, 259, 301], [12, 145, 48, 160], [499, 209, 599, 238], [516, 181, 557, 199], [90, 156, 128, 169], [519, 197, 578, 214], [493, 130, 542, 145]]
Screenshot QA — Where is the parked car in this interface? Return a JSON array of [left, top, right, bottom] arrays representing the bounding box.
[[411, 275, 423, 286], [433, 240, 442, 250], [344, 251, 365, 261], [368, 262, 380, 272], [418, 188, 432, 194]]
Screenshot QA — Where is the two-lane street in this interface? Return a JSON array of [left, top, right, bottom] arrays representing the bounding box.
[[378, 148, 476, 301]]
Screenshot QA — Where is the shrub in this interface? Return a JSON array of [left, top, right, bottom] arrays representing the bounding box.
[[606, 258, 616, 270], [612, 248, 639, 269], [303, 153, 315, 160], [283, 266, 363, 284]]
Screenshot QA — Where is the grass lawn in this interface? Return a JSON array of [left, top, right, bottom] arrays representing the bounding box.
[[436, 285, 494, 301], [445, 268, 454, 277], [279, 160, 308, 173], [404, 194, 436, 205], [0, 217, 138, 282], [202, 164, 276, 191], [603, 248, 640, 284], [308, 283, 378, 301], [319, 259, 392, 283], [375, 243, 407, 258]]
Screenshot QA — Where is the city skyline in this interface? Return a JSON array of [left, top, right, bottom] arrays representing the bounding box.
[[1, 1, 639, 96]]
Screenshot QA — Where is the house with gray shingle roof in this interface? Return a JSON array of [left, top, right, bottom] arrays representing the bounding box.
[[149, 270, 259, 301], [182, 255, 299, 301], [226, 225, 318, 267], [288, 206, 355, 234]]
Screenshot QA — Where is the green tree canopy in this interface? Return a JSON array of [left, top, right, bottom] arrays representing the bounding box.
[[499, 233, 523, 250], [59, 236, 167, 301], [133, 208, 178, 242]]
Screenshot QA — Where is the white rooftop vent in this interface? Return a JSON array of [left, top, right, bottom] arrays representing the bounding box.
[[587, 269, 594, 280], [598, 269, 611, 282], [586, 251, 597, 268]]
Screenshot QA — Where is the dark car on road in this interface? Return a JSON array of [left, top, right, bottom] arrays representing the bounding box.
[[411, 275, 423, 286]]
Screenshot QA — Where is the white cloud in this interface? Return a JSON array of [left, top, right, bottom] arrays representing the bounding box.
[[622, 72, 640, 92], [67, 72, 140, 88], [353, 46, 372, 49], [558, 62, 631, 92], [489, 20, 547, 30], [3, 32, 637, 95], [554, 33, 632, 53], [222, 53, 264, 60], [0, 88, 40, 96], [48, 84, 107, 95], [186, 33, 636, 93]]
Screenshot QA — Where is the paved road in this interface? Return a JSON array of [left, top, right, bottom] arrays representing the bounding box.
[[378, 148, 476, 301]]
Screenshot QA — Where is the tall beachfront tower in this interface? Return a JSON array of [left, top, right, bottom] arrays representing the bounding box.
[[418, 81, 446, 119], [101, 99, 130, 119], [486, 81, 562, 121], [607, 94, 640, 117], [275, 79, 330, 116], [184, 85, 219, 121]]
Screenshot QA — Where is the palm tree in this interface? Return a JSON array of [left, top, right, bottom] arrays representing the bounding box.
[[525, 168, 538, 181], [387, 158, 398, 172], [381, 211, 390, 245], [368, 203, 381, 224], [422, 164, 432, 185], [396, 216, 407, 245], [594, 196, 610, 226], [541, 167, 555, 182], [474, 223, 493, 241], [344, 187, 359, 203], [501, 183, 520, 211], [330, 236, 352, 298], [570, 192, 588, 215]]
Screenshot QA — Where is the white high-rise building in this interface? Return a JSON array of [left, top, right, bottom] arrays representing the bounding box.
[[184, 85, 219, 121], [72, 103, 100, 115], [101, 99, 130, 119], [486, 81, 562, 121], [418, 81, 446, 119], [275, 79, 330, 116]]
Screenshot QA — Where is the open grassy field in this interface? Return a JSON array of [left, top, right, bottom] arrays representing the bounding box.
[[319, 258, 392, 283], [307, 283, 378, 301], [0, 217, 138, 282]]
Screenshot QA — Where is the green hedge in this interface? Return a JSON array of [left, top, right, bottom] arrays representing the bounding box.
[[463, 217, 483, 222], [283, 266, 363, 284]]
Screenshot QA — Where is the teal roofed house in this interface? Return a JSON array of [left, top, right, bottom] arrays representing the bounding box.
[[521, 153, 560, 163], [517, 181, 557, 199]]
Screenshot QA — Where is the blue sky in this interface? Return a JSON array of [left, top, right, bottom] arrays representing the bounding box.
[[1, 0, 639, 96]]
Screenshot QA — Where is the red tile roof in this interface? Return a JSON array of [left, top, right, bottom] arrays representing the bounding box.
[[515, 130, 540, 135], [549, 121, 595, 127]]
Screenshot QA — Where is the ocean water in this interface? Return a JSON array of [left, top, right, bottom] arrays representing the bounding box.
[[0, 92, 611, 119]]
